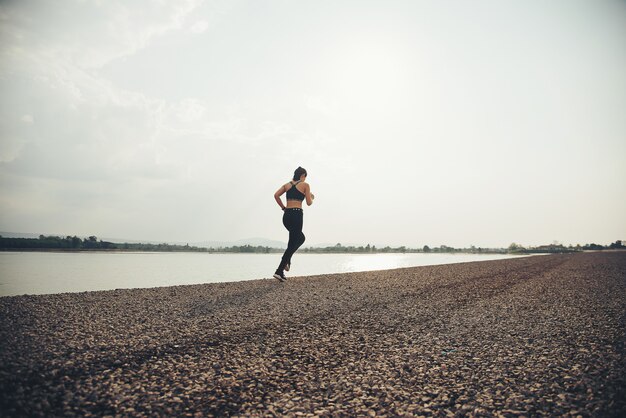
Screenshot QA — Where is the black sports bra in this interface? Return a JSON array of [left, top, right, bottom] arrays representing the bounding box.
[[286, 181, 305, 201]]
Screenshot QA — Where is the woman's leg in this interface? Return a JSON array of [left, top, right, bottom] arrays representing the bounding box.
[[286, 229, 306, 264], [276, 210, 305, 273]]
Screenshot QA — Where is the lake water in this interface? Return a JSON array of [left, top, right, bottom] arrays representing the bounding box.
[[0, 251, 526, 297]]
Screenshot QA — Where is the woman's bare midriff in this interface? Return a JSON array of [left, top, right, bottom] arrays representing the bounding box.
[[286, 200, 303, 209]]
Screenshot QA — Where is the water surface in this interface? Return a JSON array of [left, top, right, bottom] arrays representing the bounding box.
[[0, 251, 526, 296]]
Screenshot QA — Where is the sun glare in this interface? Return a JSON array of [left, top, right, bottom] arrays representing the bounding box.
[[328, 39, 409, 108]]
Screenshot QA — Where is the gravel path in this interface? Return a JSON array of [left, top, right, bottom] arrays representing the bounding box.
[[1, 252, 625, 417]]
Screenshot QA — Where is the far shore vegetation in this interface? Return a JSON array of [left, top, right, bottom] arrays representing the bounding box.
[[1, 235, 624, 255]]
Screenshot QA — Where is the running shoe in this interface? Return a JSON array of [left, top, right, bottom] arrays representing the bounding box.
[[273, 272, 287, 282], [284, 263, 290, 272]]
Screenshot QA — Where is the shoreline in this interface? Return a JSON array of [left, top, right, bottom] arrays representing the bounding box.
[[1, 252, 624, 416]]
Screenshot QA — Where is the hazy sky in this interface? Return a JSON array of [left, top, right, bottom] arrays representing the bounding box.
[[1, 0, 625, 248]]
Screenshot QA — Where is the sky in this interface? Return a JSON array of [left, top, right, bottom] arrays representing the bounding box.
[[0, 0, 625, 249]]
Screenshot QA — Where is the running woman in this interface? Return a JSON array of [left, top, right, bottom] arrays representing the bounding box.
[[273, 166, 315, 282]]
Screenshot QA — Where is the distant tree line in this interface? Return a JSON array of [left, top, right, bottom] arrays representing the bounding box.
[[507, 240, 625, 254], [301, 243, 510, 254], [1, 235, 624, 254], [0, 235, 279, 253], [210, 245, 279, 254], [581, 240, 625, 251], [305, 241, 625, 254], [0, 235, 117, 250]]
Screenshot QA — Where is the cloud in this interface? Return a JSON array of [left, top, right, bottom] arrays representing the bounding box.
[[172, 98, 208, 123], [189, 20, 210, 34], [0, 0, 344, 191], [0, 0, 213, 182], [0, 137, 25, 163], [0, 0, 204, 70], [303, 95, 339, 116]]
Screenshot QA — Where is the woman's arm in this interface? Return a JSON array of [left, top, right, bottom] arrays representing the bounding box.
[[274, 184, 288, 210], [304, 183, 315, 206]]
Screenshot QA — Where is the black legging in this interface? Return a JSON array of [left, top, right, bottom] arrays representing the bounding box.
[[277, 208, 306, 272]]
